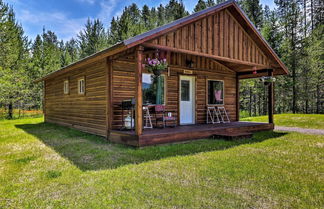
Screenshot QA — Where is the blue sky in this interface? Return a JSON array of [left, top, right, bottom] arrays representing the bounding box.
[[6, 0, 276, 42]]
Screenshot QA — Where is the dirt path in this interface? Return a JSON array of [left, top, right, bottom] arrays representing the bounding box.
[[275, 126, 324, 135]]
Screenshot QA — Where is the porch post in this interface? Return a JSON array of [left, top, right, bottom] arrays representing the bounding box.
[[268, 69, 274, 124], [135, 46, 144, 135], [236, 74, 240, 121]]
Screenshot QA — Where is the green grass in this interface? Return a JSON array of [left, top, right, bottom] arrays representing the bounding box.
[[0, 117, 323, 208], [242, 114, 324, 129]]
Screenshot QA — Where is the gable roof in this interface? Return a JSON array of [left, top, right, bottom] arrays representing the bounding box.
[[36, 0, 288, 82]]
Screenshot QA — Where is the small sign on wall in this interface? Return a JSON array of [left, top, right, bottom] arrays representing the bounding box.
[[183, 69, 193, 75]]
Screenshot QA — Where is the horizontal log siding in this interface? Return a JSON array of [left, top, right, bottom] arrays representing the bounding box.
[[45, 59, 107, 136], [111, 60, 136, 130], [111, 52, 237, 130]]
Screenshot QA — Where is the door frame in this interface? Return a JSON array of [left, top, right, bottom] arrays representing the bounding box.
[[178, 75, 196, 125]]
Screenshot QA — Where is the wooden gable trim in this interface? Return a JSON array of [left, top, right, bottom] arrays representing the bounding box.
[[142, 42, 269, 69], [230, 3, 289, 74]]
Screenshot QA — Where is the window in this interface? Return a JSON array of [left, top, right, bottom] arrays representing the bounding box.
[[208, 80, 224, 105], [63, 80, 69, 94], [142, 73, 165, 105], [78, 77, 85, 95], [181, 80, 190, 101]]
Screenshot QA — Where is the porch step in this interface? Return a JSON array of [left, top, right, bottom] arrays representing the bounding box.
[[213, 132, 253, 140]]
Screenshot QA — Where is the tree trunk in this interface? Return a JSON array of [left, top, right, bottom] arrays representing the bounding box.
[[8, 102, 13, 119], [249, 87, 252, 117], [316, 83, 320, 113]]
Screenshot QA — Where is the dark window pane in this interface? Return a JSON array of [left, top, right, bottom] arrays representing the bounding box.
[[142, 74, 164, 105], [208, 80, 224, 105], [181, 80, 190, 101]]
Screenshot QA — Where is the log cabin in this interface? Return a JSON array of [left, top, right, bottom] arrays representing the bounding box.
[[36, 0, 288, 147]]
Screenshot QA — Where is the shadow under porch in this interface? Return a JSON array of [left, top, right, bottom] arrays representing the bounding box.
[[109, 122, 274, 147]]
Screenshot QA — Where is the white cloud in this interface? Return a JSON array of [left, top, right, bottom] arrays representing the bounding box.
[[98, 0, 117, 22], [19, 9, 87, 41], [76, 0, 96, 4]]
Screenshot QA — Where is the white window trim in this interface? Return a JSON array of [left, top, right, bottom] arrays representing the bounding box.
[[78, 77, 85, 95], [63, 80, 69, 95], [142, 73, 166, 105], [207, 79, 225, 106]]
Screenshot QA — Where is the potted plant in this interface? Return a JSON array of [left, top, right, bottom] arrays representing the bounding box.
[[260, 76, 276, 85], [146, 58, 168, 77]]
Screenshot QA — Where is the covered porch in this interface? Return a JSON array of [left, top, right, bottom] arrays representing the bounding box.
[[107, 42, 276, 146]]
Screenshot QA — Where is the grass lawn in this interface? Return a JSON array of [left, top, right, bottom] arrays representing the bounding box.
[[242, 113, 324, 129], [0, 117, 323, 208]]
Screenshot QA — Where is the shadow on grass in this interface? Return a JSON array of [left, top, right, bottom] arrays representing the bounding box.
[[16, 122, 287, 171]]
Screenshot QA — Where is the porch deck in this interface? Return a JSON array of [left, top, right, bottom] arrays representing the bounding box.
[[109, 122, 274, 147]]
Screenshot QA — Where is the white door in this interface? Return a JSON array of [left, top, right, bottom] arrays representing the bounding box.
[[180, 76, 195, 125]]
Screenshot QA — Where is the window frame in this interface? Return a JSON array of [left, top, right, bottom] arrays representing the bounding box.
[[63, 79, 69, 95], [142, 73, 167, 106], [77, 77, 86, 95], [206, 79, 225, 106]]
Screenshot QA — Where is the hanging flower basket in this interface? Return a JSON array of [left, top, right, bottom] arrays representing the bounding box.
[[146, 58, 168, 77], [260, 76, 276, 85]]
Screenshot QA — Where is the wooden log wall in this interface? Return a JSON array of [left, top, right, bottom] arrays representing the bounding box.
[[149, 9, 270, 68], [45, 59, 107, 136]]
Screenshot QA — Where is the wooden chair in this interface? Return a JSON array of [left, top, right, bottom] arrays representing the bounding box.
[[153, 105, 176, 128]]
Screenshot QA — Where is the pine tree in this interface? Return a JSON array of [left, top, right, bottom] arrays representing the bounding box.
[[165, 0, 188, 21], [65, 38, 79, 63], [142, 5, 150, 29], [275, 0, 303, 113], [206, 0, 215, 7], [194, 0, 207, 12], [78, 18, 108, 58], [0, 0, 30, 118], [157, 4, 166, 26], [239, 0, 263, 29]]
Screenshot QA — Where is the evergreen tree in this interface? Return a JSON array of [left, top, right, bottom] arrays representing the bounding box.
[[157, 4, 166, 26], [142, 5, 151, 29], [206, 0, 215, 7], [78, 18, 108, 58], [65, 38, 79, 63], [239, 0, 263, 29], [275, 0, 303, 113], [165, 0, 188, 21], [0, 0, 30, 118], [194, 0, 207, 12], [261, 6, 283, 54]]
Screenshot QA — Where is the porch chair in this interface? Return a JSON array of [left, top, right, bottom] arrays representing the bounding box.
[[217, 106, 230, 123], [206, 106, 221, 124], [143, 106, 153, 129], [153, 105, 176, 128], [206, 106, 230, 124]]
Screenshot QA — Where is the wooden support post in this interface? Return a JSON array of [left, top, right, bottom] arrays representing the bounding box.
[[135, 46, 144, 135], [106, 57, 113, 137], [236, 74, 240, 121], [268, 69, 274, 124]]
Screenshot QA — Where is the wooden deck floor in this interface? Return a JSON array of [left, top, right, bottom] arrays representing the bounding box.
[[109, 122, 274, 147]]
